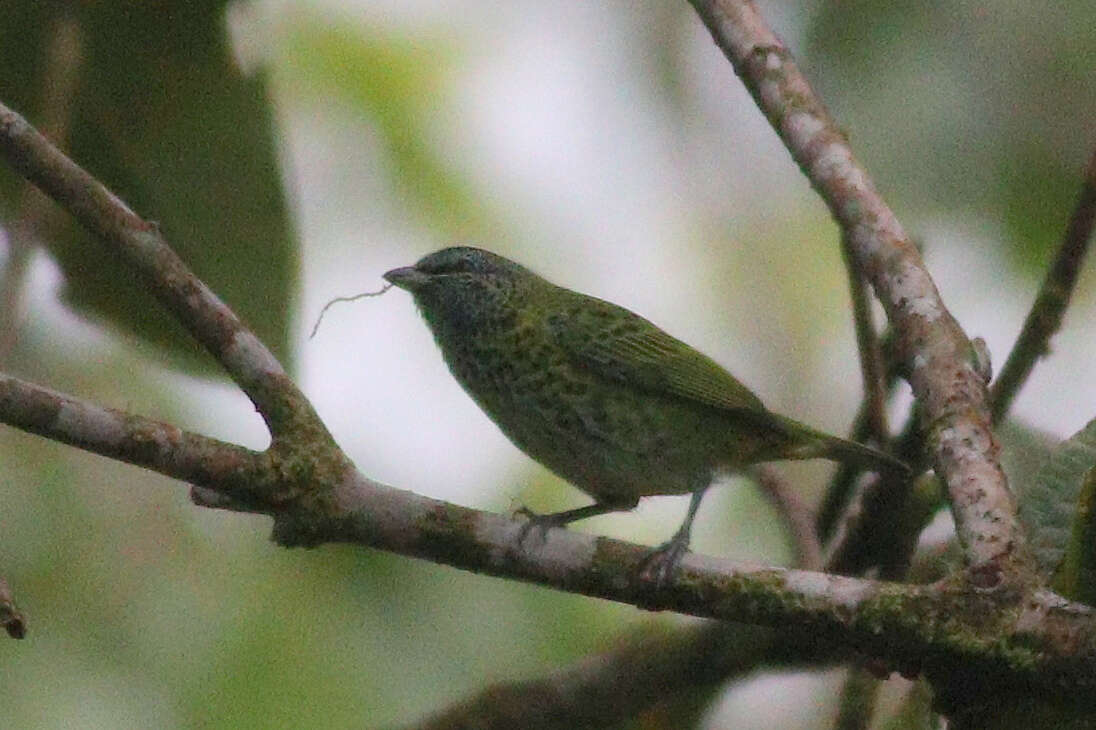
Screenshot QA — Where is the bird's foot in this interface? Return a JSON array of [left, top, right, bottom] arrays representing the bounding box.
[[636, 535, 691, 587], [512, 501, 632, 550], [513, 506, 569, 549]]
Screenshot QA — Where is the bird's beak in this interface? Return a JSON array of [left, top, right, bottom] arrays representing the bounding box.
[[383, 266, 427, 291]]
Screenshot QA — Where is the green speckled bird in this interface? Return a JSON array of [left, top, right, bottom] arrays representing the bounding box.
[[384, 247, 906, 577]]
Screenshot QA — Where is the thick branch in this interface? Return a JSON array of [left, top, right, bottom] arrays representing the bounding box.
[[3, 323, 1072, 693], [990, 149, 1096, 423], [8, 356, 1080, 697], [198, 467, 1096, 700], [687, 0, 1024, 580]]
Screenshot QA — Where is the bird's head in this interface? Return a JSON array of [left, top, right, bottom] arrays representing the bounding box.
[[384, 247, 537, 335]]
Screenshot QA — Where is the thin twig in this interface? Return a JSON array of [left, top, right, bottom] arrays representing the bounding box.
[[825, 425, 943, 578], [687, 0, 1025, 581], [841, 231, 889, 444], [990, 149, 1096, 423], [754, 464, 823, 570], [817, 331, 902, 541]]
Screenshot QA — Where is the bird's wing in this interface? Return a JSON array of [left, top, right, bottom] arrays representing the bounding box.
[[547, 296, 768, 414]]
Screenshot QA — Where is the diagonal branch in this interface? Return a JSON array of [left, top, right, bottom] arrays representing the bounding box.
[[686, 0, 1025, 582], [0, 102, 324, 440], [990, 149, 1096, 423], [817, 330, 903, 542], [754, 464, 823, 570]]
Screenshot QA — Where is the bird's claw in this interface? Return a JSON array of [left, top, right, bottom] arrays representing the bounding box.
[[636, 536, 690, 587], [513, 506, 565, 549]]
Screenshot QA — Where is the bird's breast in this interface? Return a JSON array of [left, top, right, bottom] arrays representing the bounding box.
[[436, 326, 729, 499]]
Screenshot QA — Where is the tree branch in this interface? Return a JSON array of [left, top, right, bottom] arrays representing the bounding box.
[[0, 374, 271, 496], [840, 232, 890, 445], [411, 622, 845, 730], [0, 102, 322, 440], [817, 330, 902, 542], [990, 149, 1096, 423], [686, 0, 1026, 582], [0, 350, 1089, 699], [2, 357, 1080, 701], [754, 464, 823, 570], [221, 467, 1096, 701]]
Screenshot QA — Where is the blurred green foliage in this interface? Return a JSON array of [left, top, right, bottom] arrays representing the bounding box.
[[0, 1, 294, 374], [1017, 417, 1096, 601], [279, 19, 494, 239], [806, 0, 1096, 274]]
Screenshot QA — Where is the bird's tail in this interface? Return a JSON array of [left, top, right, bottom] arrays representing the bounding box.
[[815, 433, 910, 474], [772, 415, 910, 475]]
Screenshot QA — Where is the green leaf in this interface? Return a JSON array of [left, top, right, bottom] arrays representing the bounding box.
[[0, 2, 295, 375], [1052, 467, 1096, 604], [1019, 418, 1096, 588]]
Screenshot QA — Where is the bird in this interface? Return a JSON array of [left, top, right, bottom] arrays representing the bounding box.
[[384, 246, 907, 580]]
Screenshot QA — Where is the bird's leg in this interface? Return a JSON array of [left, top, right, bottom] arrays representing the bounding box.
[[515, 498, 638, 548], [638, 486, 709, 585]]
